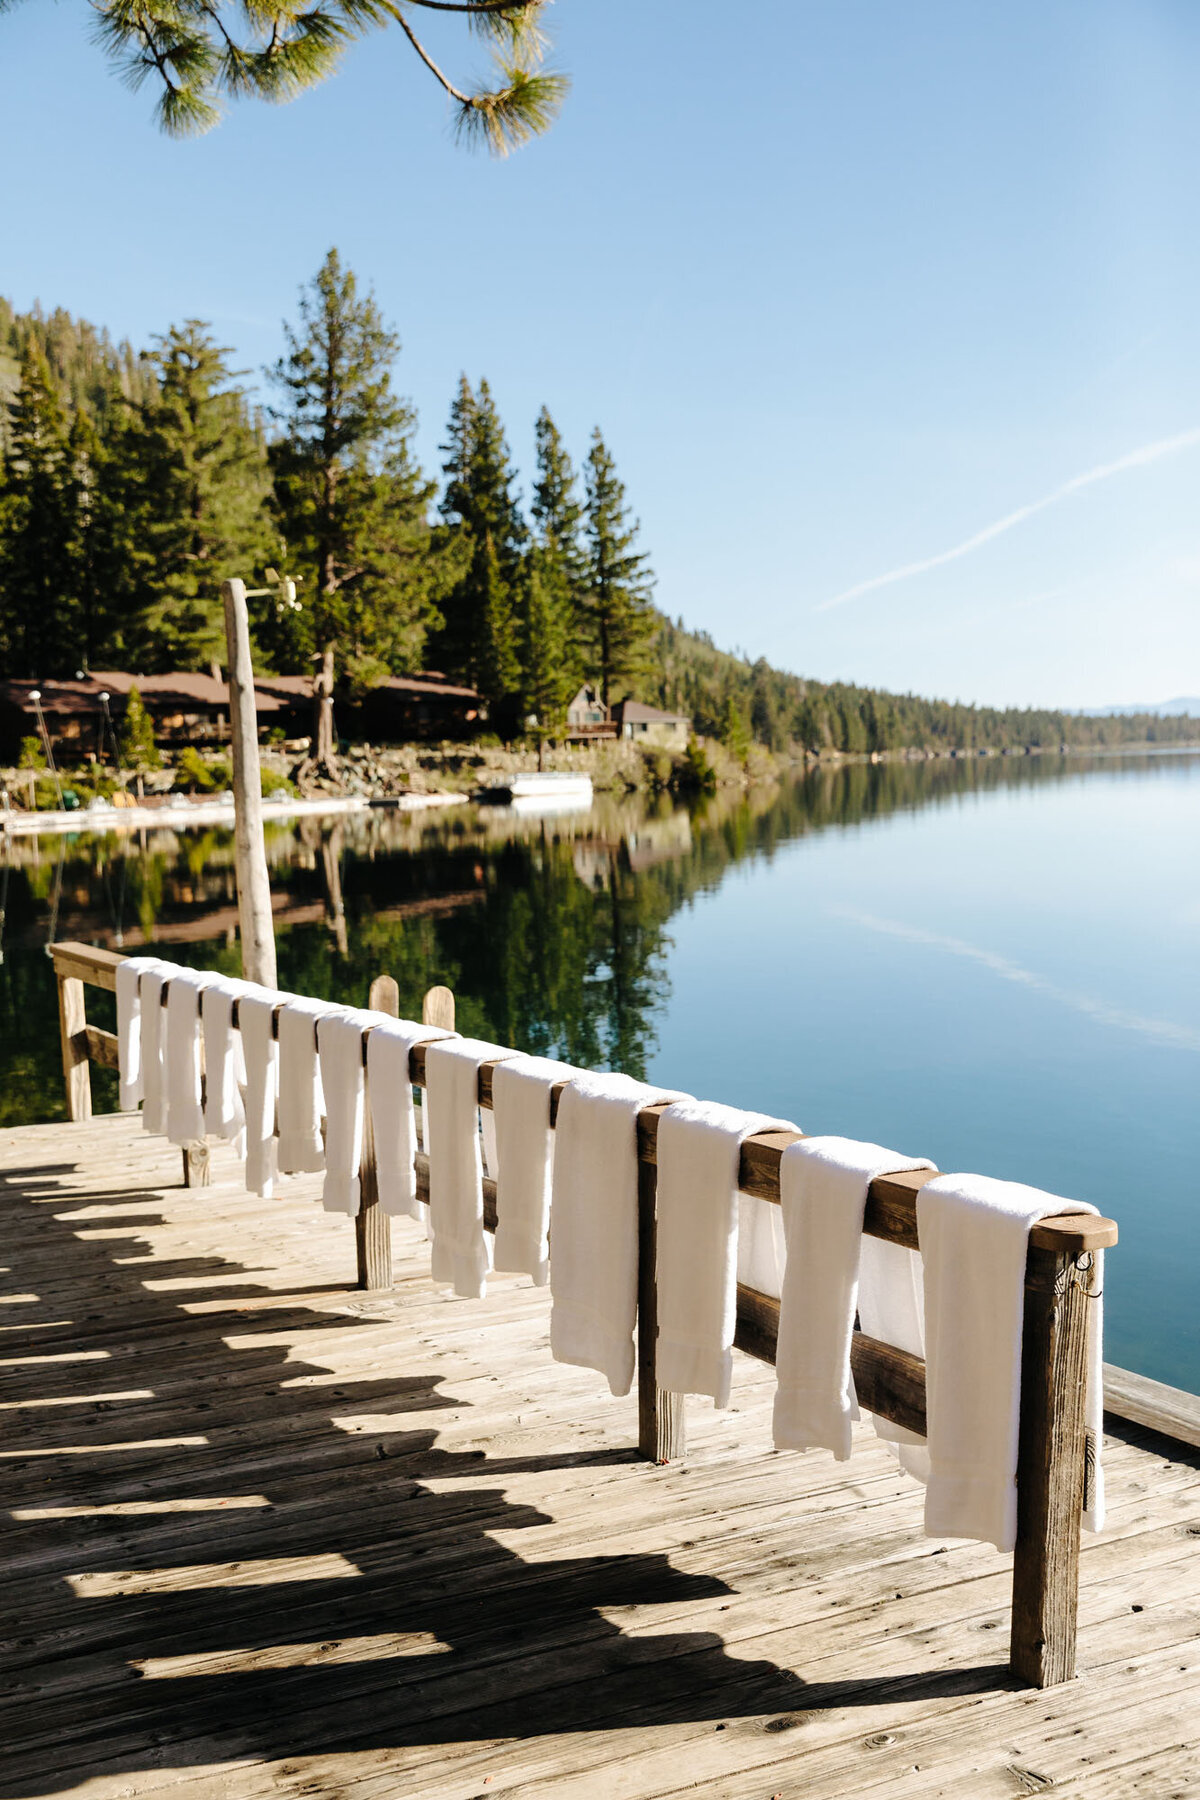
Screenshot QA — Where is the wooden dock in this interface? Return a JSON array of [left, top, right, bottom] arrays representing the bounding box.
[[2, 1112, 1198, 1800]]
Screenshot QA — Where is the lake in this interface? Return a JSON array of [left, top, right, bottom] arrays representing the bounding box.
[[2, 750, 1197, 1392]]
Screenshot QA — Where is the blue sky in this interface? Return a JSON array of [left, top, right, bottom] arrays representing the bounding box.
[[3, 0, 1200, 709]]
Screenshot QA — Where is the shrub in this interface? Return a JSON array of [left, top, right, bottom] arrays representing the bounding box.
[[118, 686, 161, 770], [174, 746, 224, 792], [18, 735, 46, 770], [674, 737, 718, 796]]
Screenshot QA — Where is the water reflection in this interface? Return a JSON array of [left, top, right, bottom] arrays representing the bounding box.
[[5, 747, 1197, 1387], [1, 749, 1189, 1133]]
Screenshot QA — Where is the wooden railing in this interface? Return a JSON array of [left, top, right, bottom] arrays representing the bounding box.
[[50, 938, 1117, 1690]]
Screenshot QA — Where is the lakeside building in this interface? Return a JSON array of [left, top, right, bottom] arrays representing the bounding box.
[[0, 669, 482, 759], [565, 685, 690, 748]]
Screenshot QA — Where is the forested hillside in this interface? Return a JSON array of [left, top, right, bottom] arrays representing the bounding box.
[[650, 618, 1199, 754], [2, 281, 1197, 756]]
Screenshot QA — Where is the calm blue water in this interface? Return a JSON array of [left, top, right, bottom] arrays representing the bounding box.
[[3, 750, 1197, 1388], [649, 757, 1200, 1387]]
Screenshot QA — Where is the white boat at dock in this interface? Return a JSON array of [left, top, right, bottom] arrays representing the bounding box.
[[476, 771, 594, 810]]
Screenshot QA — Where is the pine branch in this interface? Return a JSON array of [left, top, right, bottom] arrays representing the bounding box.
[[454, 60, 567, 155], [391, 6, 472, 105], [79, 0, 564, 142]]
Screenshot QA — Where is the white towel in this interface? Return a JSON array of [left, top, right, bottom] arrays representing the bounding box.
[[365, 1017, 456, 1219], [277, 997, 328, 1175], [655, 1099, 798, 1407], [138, 966, 169, 1136], [165, 968, 211, 1146], [202, 978, 246, 1144], [238, 989, 279, 1198], [917, 1173, 1105, 1553], [492, 1055, 581, 1287], [115, 954, 164, 1112], [773, 1136, 934, 1460], [424, 1037, 517, 1299], [549, 1071, 687, 1398], [317, 1008, 372, 1217]]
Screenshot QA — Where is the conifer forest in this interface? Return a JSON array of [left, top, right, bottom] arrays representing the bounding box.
[[2, 254, 1195, 757]]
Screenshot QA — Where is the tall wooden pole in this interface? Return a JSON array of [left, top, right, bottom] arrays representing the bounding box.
[[222, 578, 277, 990]]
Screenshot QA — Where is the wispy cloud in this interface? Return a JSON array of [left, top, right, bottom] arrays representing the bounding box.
[[816, 428, 1200, 613], [834, 907, 1200, 1052]]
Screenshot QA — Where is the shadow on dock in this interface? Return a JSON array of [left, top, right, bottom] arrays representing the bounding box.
[[0, 1146, 1008, 1795]]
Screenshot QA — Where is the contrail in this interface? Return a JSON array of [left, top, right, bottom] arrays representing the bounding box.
[[833, 907, 1200, 1053], [815, 427, 1200, 612]]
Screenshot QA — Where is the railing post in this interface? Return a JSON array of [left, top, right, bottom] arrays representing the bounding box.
[[356, 973, 399, 1291], [182, 1142, 212, 1187], [637, 1150, 686, 1463], [1010, 1238, 1094, 1686], [56, 972, 91, 1122], [422, 986, 456, 1032]]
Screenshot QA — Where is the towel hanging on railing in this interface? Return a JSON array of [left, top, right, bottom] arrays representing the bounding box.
[[138, 966, 170, 1138], [115, 954, 166, 1113], [165, 969, 213, 1146], [238, 987, 280, 1199], [916, 1173, 1105, 1552], [491, 1054, 583, 1288], [365, 1016, 457, 1220], [773, 1136, 934, 1461], [424, 1037, 520, 1299], [550, 1070, 689, 1397], [276, 997, 327, 1175], [201, 977, 247, 1146], [655, 1098, 799, 1409]]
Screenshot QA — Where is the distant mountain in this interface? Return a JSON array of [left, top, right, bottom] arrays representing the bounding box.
[[1080, 699, 1200, 718]]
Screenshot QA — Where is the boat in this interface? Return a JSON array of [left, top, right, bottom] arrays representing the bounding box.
[[476, 771, 594, 808]]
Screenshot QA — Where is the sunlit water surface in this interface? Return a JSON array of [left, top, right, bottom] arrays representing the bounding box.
[[3, 750, 1196, 1389]]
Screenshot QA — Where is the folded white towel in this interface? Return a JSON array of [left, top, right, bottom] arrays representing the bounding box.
[[138, 966, 169, 1136], [492, 1055, 580, 1287], [165, 968, 212, 1146], [550, 1071, 687, 1398], [116, 955, 164, 1112], [277, 998, 328, 1175], [917, 1172, 1105, 1553], [424, 1037, 517, 1299], [238, 989, 280, 1198], [774, 1136, 934, 1460], [202, 978, 246, 1144], [317, 1008, 373, 1217], [655, 1099, 798, 1407], [365, 1017, 456, 1219]]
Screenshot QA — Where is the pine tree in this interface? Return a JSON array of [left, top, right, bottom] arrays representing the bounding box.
[[268, 251, 443, 700], [582, 428, 654, 708], [65, 392, 158, 671], [434, 377, 525, 717], [0, 346, 78, 675], [519, 544, 579, 745], [132, 321, 271, 667], [719, 694, 751, 763], [531, 406, 586, 600], [118, 683, 161, 769]]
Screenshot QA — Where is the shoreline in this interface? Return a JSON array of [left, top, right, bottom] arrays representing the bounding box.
[[0, 789, 469, 839]]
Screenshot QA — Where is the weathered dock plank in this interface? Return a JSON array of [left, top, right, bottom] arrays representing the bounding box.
[[0, 1112, 1196, 1800]]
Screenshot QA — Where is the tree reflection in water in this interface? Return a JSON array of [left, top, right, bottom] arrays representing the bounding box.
[[0, 751, 1156, 1128]]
